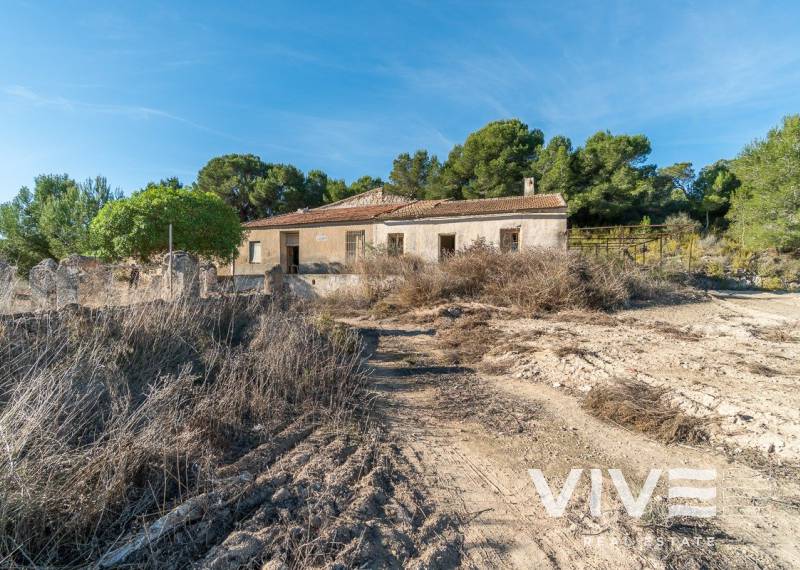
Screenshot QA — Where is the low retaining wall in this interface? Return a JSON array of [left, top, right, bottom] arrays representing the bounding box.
[[284, 274, 364, 299]]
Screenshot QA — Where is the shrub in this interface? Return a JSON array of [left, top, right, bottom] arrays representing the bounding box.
[[0, 297, 365, 565], [327, 244, 672, 315]]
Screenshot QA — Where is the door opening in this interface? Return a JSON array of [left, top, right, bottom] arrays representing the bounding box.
[[281, 232, 300, 274], [286, 245, 299, 273]]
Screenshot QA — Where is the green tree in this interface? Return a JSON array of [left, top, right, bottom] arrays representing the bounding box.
[[728, 115, 800, 251], [90, 185, 244, 262], [196, 154, 270, 221], [304, 169, 330, 209], [322, 178, 351, 204], [0, 174, 119, 274], [386, 150, 442, 199], [568, 131, 657, 226], [146, 177, 184, 190], [250, 164, 307, 214], [692, 160, 739, 229], [657, 162, 695, 199], [437, 119, 544, 199], [348, 175, 384, 196], [531, 135, 575, 196]]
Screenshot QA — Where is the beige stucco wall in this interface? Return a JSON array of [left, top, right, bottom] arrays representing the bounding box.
[[223, 211, 567, 276], [374, 212, 567, 262], [223, 223, 376, 276]]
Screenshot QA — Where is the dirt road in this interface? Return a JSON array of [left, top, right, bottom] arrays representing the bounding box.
[[356, 292, 800, 569]]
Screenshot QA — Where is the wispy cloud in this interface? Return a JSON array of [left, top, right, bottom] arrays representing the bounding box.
[[6, 85, 203, 126]]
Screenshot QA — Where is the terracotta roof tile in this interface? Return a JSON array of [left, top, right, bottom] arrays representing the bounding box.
[[243, 204, 405, 228], [382, 194, 566, 220], [243, 193, 566, 228]]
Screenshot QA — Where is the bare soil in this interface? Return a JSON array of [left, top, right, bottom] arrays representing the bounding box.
[[72, 292, 800, 568], [345, 291, 800, 568]]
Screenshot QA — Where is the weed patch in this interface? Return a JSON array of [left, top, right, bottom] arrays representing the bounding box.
[[582, 380, 709, 445]]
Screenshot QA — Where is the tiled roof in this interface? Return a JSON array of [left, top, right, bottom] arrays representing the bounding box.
[[382, 194, 566, 220], [243, 194, 566, 228], [243, 204, 405, 228]]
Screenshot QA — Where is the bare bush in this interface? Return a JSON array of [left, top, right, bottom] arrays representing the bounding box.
[[326, 243, 672, 315], [0, 296, 365, 566], [582, 380, 709, 445]]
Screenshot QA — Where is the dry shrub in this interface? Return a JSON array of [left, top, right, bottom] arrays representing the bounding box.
[[582, 380, 708, 445], [751, 323, 799, 343], [331, 242, 671, 315], [0, 296, 365, 566], [436, 315, 495, 365]]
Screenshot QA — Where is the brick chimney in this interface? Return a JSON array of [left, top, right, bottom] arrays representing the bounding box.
[[523, 177, 535, 196]]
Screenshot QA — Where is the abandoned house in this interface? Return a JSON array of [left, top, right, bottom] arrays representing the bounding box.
[[223, 179, 567, 284]]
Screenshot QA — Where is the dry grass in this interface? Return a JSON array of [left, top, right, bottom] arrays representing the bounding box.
[[554, 344, 597, 358], [323, 242, 671, 316], [0, 296, 365, 567], [751, 323, 799, 343], [0, 273, 19, 315], [582, 380, 709, 445]]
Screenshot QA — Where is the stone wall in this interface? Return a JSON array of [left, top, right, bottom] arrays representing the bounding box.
[[3, 252, 217, 313]]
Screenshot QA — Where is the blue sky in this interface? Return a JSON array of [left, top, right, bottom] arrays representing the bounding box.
[[1, 1, 799, 201]]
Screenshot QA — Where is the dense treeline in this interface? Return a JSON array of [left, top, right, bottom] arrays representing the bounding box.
[[383, 120, 742, 229], [1, 115, 798, 273]]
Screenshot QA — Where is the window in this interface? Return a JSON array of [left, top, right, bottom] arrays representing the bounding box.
[[500, 229, 520, 252], [248, 241, 262, 263], [346, 230, 365, 261], [439, 234, 456, 260], [388, 233, 404, 257]]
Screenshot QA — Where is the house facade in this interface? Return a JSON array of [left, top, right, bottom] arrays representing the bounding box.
[[226, 184, 567, 277]]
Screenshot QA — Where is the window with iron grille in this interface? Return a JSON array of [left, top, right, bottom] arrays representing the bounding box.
[[345, 230, 365, 260], [387, 233, 404, 257], [248, 241, 262, 263]]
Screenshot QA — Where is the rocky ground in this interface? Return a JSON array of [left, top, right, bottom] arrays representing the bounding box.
[[343, 291, 800, 568]]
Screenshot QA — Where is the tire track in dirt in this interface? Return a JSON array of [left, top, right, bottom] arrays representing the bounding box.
[[362, 319, 797, 569]]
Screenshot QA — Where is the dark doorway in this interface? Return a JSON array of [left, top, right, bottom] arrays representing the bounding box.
[[286, 245, 299, 274], [439, 234, 456, 260]]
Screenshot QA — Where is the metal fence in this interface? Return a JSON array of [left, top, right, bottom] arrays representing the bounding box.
[[567, 224, 699, 268]]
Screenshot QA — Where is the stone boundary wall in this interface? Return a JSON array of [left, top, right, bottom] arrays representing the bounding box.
[[1, 257, 375, 312], [0, 252, 219, 313]]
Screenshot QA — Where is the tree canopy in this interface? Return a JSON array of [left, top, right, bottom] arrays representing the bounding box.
[[90, 185, 243, 262], [386, 150, 441, 199], [435, 119, 543, 199], [195, 154, 270, 221], [195, 154, 382, 219], [727, 115, 800, 251], [0, 174, 120, 274]]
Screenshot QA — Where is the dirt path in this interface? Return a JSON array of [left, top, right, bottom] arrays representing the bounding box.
[[356, 300, 800, 569]]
